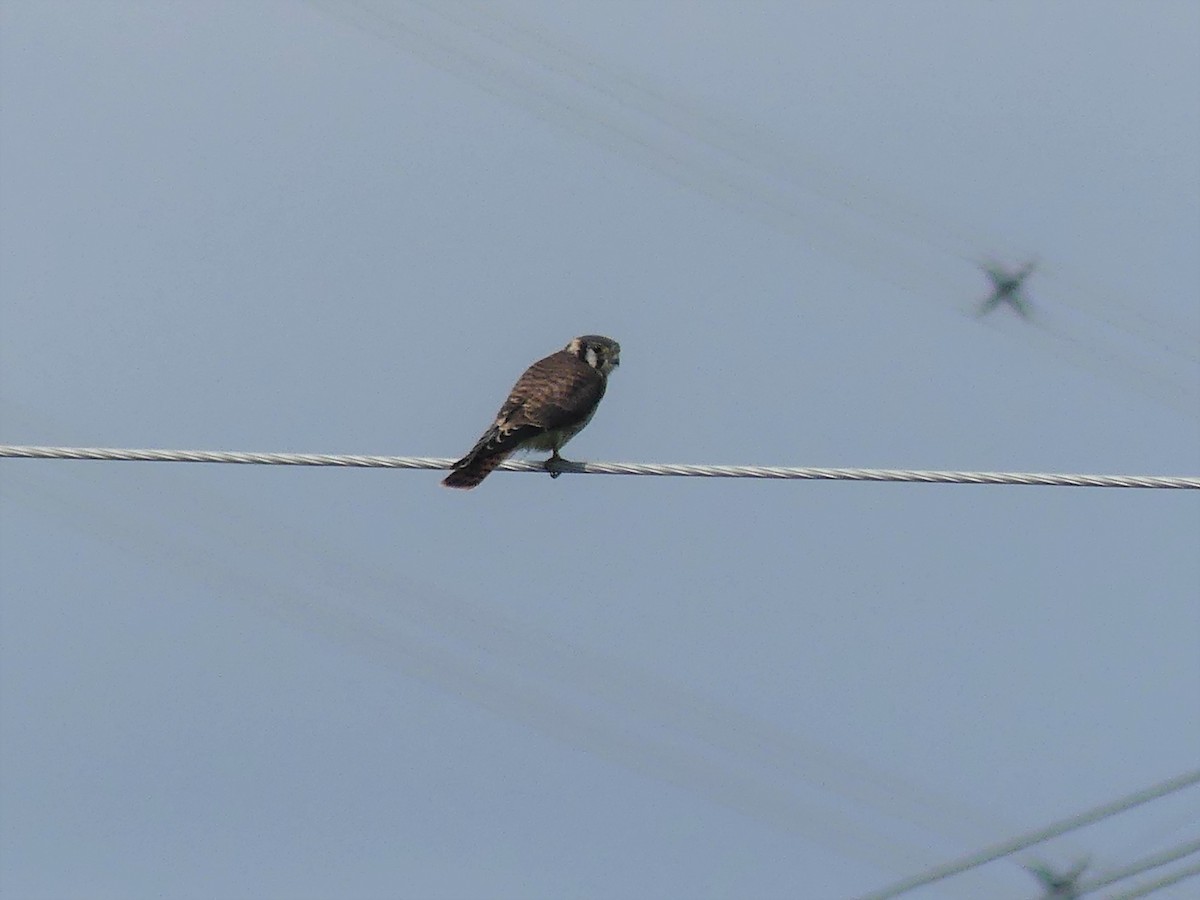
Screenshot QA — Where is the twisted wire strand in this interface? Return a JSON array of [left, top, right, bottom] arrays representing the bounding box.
[[2, 445, 1198, 489]]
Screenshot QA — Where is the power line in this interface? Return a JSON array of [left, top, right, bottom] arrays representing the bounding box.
[[1108, 859, 1200, 900], [1024, 837, 1200, 900], [306, 0, 1200, 416], [856, 769, 1200, 899], [3, 472, 940, 871], [1068, 836, 1200, 897], [0, 412, 1074, 879], [2, 444, 1199, 489]]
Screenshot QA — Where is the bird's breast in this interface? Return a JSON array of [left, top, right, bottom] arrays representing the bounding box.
[[523, 408, 597, 452]]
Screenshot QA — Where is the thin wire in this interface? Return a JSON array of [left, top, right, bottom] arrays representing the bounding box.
[[1107, 859, 1200, 900], [1, 473, 947, 870], [306, 0, 1200, 417], [1068, 836, 1200, 896], [856, 769, 1200, 899], [1, 445, 1198, 490]]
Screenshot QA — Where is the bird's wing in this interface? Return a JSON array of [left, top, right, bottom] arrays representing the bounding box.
[[499, 351, 606, 432], [453, 352, 605, 468]]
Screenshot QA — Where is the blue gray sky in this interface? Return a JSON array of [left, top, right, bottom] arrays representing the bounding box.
[[2, 2, 1198, 898]]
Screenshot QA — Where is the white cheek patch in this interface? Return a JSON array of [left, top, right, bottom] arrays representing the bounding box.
[[585, 347, 600, 368]]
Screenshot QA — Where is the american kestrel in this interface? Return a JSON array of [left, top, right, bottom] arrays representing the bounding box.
[[442, 335, 621, 489]]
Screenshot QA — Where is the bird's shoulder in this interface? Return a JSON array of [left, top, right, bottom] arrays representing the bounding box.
[[497, 350, 605, 427]]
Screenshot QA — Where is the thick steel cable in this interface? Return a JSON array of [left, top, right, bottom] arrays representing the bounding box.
[[1, 445, 1198, 490], [856, 769, 1200, 899]]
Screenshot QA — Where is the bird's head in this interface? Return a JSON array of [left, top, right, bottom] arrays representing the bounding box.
[[567, 335, 621, 376]]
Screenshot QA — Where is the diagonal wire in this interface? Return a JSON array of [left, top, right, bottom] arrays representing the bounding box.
[[1106, 858, 1200, 899], [304, 0, 1200, 418], [1, 445, 1199, 490], [2, 469, 941, 870], [1068, 836, 1200, 896], [1023, 838, 1200, 900], [856, 769, 1200, 899]]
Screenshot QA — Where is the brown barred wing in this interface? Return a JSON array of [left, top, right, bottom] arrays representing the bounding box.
[[441, 350, 606, 489], [501, 351, 607, 435]]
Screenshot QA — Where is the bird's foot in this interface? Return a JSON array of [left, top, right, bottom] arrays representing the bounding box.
[[545, 452, 568, 479]]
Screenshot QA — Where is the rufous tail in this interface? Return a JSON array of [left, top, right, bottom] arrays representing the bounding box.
[[441, 451, 508, 489]]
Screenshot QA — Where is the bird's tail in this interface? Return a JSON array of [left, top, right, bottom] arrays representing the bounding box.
[[441, 449, 510, 489]]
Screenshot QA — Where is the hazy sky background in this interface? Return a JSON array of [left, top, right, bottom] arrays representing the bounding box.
[[2, 2, 1198, 898]]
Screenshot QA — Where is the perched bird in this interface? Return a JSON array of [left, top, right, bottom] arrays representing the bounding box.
[[442, 335, 621, 489]]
